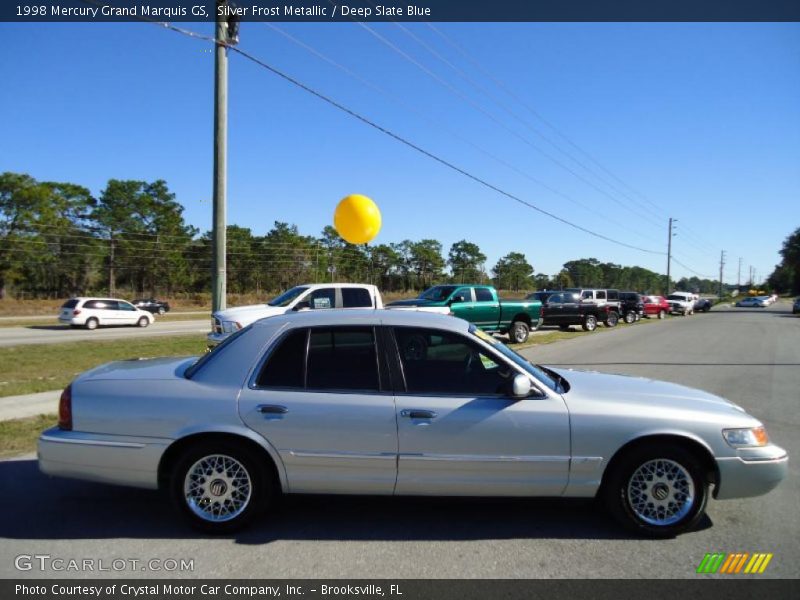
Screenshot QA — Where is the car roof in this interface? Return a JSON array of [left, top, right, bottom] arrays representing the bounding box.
[[295, 283, 378, 289], [250, 308, 470, 332]]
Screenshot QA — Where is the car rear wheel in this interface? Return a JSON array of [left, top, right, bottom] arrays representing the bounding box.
[[624, 311, 636, 324], [658, 310, 666, 320], [604, 312, 619, 327], [158, 307, 166, 315], [603, 444, 708, 538], [582, 315, 598, 332], [137, 316, 150, 327], [508, 321, 530, 344], [170, 441, 270, 533], [85, 318, 98, 330]]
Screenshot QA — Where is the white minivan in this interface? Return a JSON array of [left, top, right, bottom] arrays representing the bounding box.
[[58, 297, 154, 330]]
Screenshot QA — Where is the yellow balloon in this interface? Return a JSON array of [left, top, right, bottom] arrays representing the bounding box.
[[333, 194, 382, 245]]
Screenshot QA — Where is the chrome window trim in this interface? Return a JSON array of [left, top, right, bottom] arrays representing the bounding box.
[[39, 435, 145, 449]]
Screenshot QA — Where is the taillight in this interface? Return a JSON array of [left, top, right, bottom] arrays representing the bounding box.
[[72, 309, 81, 316], [540, 306, 546, 316], [58, 384, 72, 430]]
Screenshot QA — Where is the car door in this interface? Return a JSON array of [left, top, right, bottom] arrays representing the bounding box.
[[447, 287, 475, 321], [238, 325, 397, 495], [561, 292, 582, 323], [543, 293, 563, 324], [470, 287, 501, 329], [390, 326, 570, 496], [116, 300, 139, 324]]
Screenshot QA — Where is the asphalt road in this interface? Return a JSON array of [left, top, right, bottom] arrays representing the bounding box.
[[1, 303, 797, 579], [0, 319, 209, 347]]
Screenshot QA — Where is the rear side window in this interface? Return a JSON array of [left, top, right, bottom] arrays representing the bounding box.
[[84, 300, 114, 309], [256, 329, 307, 388], [61, 299, 78, 309], [307, 327, 379, 391], [342, 287, 373, 308], [474, 288, 493, 302], [596, 290, 607, 300]]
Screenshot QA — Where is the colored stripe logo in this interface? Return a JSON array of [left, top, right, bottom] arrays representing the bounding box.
[[696, 552, 773, 574]]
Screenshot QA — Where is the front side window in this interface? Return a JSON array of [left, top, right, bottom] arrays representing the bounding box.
[[581, 291, 593, 300], [419, 285, 457, 302], [393, 327, 512, 396], [307, 327, 378, 391], [307, 288, 336, 309], [268, 286, 309, 307], [547, 294, 563, 304], [342, 287, 372, 308]]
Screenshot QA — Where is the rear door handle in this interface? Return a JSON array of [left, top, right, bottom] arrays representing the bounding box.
[[258, 404, 288, 414], [400, 409, 437, 419]]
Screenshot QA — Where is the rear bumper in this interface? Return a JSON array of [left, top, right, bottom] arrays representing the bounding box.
[[714, 446, 788, 500], [38, 427, 170, 490]]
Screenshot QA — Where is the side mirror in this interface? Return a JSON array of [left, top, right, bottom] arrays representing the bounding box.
[[293, 301, 311, 311], [509, 373, 532, 399]]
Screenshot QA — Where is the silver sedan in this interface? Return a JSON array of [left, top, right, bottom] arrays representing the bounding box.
[[38, 309, 787, 537]]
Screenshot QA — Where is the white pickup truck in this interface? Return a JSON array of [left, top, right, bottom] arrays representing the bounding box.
[[666, 292, 697, 316], [208, 283, 448, 345]]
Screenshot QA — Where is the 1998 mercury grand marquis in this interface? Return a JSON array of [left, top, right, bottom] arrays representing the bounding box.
[[38, 310, 787, 537]]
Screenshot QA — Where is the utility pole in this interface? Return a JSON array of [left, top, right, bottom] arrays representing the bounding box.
[[665, 218, 676, 294], [212, 1, 239, 312], [718, 250, 726, 299], [737, 257, 742, 288], [108, 230, 115, 296]]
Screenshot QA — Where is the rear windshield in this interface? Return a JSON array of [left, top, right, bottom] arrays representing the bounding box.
[[185, 324, 253, 379], [61, 299, 79, 309]]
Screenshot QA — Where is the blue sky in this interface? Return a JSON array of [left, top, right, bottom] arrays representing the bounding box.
[[1, 21, 798, 284]]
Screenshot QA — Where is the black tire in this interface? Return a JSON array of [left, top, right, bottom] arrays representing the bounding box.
[[634, 313, 641, 322], [158, 307, 166, 315], [508, 320, 530, 344], [658, 310, 666, 320], [604, 312, 619, 328], [602, 443, 708, 538], [170, 440, 271, 534], [703, 305, 710, 313], [137, 316, 150, 328], [624, 311, 636, 324], [581, 314, 598, 332], [85, 317, 99, 330]]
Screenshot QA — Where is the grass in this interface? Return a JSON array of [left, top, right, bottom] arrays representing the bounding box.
[[0, 334, 207, 398], [0, 414, 57, 458], [513, 314, 663, 351]]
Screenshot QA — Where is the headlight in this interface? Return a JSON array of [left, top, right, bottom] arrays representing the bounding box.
[[723, 426, 769, 448]]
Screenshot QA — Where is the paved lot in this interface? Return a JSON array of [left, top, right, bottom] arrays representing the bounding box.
[[0, 319, 208, 347], [1, 304, 797, 578]]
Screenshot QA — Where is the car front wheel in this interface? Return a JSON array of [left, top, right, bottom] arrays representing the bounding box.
[[170, 442, 270, 533], [603, 444, 708, 538], [508, 321, 530, 344]]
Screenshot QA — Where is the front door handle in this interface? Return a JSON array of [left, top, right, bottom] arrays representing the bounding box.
[[400, 409, 437, 419], [258, 404, 288, 414]]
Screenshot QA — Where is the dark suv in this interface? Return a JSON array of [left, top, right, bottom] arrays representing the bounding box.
[[618, 292, 645, 323], [133, 298, 170, 315]]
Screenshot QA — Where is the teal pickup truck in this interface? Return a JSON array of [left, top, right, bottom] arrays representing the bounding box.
[[388, 284, 542, 343]]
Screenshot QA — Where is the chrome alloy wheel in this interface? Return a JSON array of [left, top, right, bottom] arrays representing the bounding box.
[[627, 458, 695, 526], [183, 454, 252, 523]]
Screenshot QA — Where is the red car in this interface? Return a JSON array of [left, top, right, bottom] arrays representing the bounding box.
[[643, 295, 669, 319]]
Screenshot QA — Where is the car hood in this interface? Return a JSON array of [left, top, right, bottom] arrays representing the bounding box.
[[550, 367, 747, 416], [77, 356, 199, 382], [387, 298, 444, 307], [213, 304, 286, 324]]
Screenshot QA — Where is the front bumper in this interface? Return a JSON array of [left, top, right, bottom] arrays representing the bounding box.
[[714, 445, 788, 500], [38, 427, 170, 490]]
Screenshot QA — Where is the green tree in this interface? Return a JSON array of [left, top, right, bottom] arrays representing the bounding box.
[[448, 240, 486, 283], [492, 252, 534, 291], [409, 239, 445, 289], [767, 227, 800, 295]]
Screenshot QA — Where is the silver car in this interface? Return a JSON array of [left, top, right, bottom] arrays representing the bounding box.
[[38, 310, 787, 537]]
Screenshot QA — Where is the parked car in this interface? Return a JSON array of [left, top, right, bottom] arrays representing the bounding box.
[[57, 297, 154, 330], [643, 295, 670, 319], [39, 309, 787, 537], [618, 292, 645, 323], [693, 298, 713, 313], [388, 284, 542, 343], [535, 291, 619, 330], [133, 298, 171, 315], [666, 294, 695, 316], [558, 288, 621, 326], [736, 297, 769, 308], [793, 298, 800, 314], [209, 283, 387, 346]]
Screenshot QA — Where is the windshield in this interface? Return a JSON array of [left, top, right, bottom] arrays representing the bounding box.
[[667, 295, 685, 301], [268, 286, 309, 307], [468, 325, 560, 392], [185, 324, 253, 379], [419, 285, 458, 301]]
